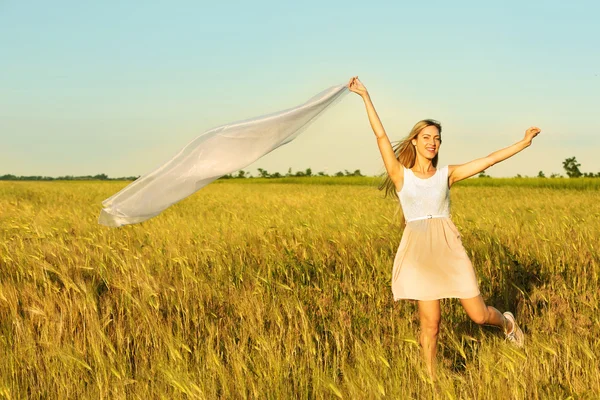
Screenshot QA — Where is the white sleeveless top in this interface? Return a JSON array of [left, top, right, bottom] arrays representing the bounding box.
[[397, 165, 451, 222]]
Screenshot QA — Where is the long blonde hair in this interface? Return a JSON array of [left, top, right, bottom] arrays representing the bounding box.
[[378, 119, 442, 219]]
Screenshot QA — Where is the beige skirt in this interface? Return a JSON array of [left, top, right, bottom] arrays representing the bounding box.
[[392, 217, 481, 301]]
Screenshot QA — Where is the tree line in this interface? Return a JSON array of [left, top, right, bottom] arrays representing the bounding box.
[[0, 157, 597, 181], [476, 156, 598, 178], [0, 173, 139, 181], [0, 168, 364, 181], [217, 168, 364, 179]]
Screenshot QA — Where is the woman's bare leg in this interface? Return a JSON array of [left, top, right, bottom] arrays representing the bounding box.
[[459, 295, 513, 333], [417, 300, 441, 379]]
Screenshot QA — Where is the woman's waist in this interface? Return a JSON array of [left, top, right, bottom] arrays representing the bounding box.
[[404, 213, 450, 223]]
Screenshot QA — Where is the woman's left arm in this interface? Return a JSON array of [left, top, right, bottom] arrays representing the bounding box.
[[449, 126, 541, 185]]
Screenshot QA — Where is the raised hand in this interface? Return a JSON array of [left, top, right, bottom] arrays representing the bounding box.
[[347, 76, 368, 97], [524, 126, 541, 144]]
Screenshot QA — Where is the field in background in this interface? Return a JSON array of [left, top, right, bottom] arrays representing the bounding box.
[[0, 180, 598, 398], [215, 175, 600, 190]]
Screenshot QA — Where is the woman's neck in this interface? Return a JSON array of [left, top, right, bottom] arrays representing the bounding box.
[[411, 158, 434, 173]]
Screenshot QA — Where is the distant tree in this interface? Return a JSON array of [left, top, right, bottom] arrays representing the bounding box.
[[317, 171, 327, 176], [286, 167, 292, 177], [582, 172, 599, 178], [563, 157, 582, 178], [257, 168, 270, 178], [515, 174, 522, 178], [294, 171, 305, 177], [270, 172, 282, 178], [335, 171, 344, 177], [237, 170, 247, 178], [478, 170, 490, 178], [305, 168, 312, 177], [550, 173, 561, 178], [537, 170, 546, 178]]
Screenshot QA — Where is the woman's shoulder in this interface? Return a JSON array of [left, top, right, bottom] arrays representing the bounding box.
[[439, 165, 450, 185], [398, 163, 408, 177]]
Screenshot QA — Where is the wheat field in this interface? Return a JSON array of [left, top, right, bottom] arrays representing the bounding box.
[[0, 179, 598, 399]]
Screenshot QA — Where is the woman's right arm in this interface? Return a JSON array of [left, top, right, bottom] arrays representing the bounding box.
[[347, 77, 403, 184]]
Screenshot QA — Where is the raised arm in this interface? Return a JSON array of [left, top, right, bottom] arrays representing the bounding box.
[[448, 127, 541, 186], [347, 76, 403, 184]]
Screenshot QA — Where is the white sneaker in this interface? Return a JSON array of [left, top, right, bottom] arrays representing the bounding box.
[[503, 311, 524, 348]]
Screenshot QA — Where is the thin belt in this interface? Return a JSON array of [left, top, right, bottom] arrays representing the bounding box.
[[406, 214, 449, 222]]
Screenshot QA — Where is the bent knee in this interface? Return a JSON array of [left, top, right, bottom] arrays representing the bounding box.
[[469, 308, 489, 325]]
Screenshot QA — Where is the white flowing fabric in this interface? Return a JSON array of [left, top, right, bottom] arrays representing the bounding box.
[[98, 83, 350, 227]]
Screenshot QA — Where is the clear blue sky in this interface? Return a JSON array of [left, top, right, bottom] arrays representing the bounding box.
[[1, 0, 598, 178]]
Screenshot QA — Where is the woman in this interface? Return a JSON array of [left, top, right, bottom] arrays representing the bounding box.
[[347, 76, 540, 378]]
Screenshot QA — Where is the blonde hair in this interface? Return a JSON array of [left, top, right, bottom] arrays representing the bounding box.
[[377, 119, 442, 220]]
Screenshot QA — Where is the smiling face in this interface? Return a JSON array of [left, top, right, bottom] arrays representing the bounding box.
[[411, 125, 441, 160]]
